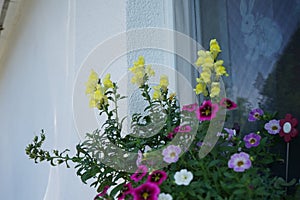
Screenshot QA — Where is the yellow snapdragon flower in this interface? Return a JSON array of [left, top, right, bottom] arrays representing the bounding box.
[[195, 50, 214, 68], [210, 82, 220, 98], [194, 81, 207, 95], [85, 70, 113, 110], [200, 71, 211, 84], [146, 65, 155, 77], [194, 39, 228, 98], [129, 56, 155, 87], [103, 73, 114, 89], [159, 75, 169, 91], [210, 39, 221, 59], [85, 70, 99, 95], [152, 85, 161, 100]]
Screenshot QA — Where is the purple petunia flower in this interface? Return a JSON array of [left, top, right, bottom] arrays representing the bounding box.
[[196, 100, 219, 121], [228, 152, 252, 172], [248, 108, 264, 121], [162, 145, 181, 163], [219, 98, 237, 110], [243, 133, 261, 148], [132, 182, 160, 200], [182, 103, 198, 112], [224, 128, 236, 140], [130, 165, 148, 182], [147, 170, 167, 185], [264, 119, 281, 135]]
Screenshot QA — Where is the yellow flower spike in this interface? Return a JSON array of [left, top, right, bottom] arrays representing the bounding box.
[[152, 85, 161, 100], [210, 39, 221, 59], [215, 65, 228, 77], [94, 89, 104, 101], [195, 50, 214, 67], [146, 65, 155, 77], [159, 75, 169, 91], [210, 82, 220, 98], [200, 71, 211, 84], [129, 56, 149, 87], [103, 74, 114, 89], [135, 56, 145, 66], [194, 82, 207, 95], [85, 70, 99, 95]]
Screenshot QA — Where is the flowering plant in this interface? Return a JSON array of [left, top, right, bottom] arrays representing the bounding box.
[[26, 39, 299, 199]]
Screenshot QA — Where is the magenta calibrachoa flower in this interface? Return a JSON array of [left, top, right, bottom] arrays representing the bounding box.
[[132, 182, 160, 200], [196, 100, 219, 121], [248, 108, 264, 121], [228, 152, 252, 172], [130, 165, 148, 182], [279, 114, 299, 143], [182, 103, 198, 112], [167, 132, 174, 139], [243, 133, 261, 148], [94, 185, 110, 200], [264, 119, 281, 135], [162, 145, 181, 163], [219, 98, 237, 110], [147, 170, 167, 185], [117, 183, 133, 200]]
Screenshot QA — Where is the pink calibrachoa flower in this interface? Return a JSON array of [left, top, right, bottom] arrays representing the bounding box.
[[243, 133, 261, 148], [219, 98, 237, 110], [248, 108, 264, 121], [228, 152, 252, 172], [173, 125, 192, 133], [118, 183, 133, 200], [279, 114, 298, 143], [130, 165, 148, 182], [147, 170, 167, 185], [196, 100, 219, 121], [94, 185, 110, 200], [167, 132, 174, 139], [264, 119, 281, 135], [132, 182, 160, 200], [182, 103, 198, 112], [162, 145, 181, 163]]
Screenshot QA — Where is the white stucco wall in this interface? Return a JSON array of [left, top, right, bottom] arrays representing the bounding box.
[[0, 0, 126, 199], [0, 0, 174, 200]]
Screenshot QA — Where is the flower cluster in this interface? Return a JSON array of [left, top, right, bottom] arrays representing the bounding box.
[[194, 39, 228, 98], [25, 39, 300, 200], [129, 56, 155, 87], [115, 166, 168, 200], [85, 70, 114, 109]]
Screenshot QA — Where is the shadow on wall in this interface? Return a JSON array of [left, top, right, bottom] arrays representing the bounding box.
[[260, 23, 300, 192]]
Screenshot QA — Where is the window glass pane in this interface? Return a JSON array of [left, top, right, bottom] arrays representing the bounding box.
[[174, 0, 300, 184]]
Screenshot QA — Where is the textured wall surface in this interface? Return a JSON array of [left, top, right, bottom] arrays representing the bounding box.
[[126, 0, 175, 123]]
